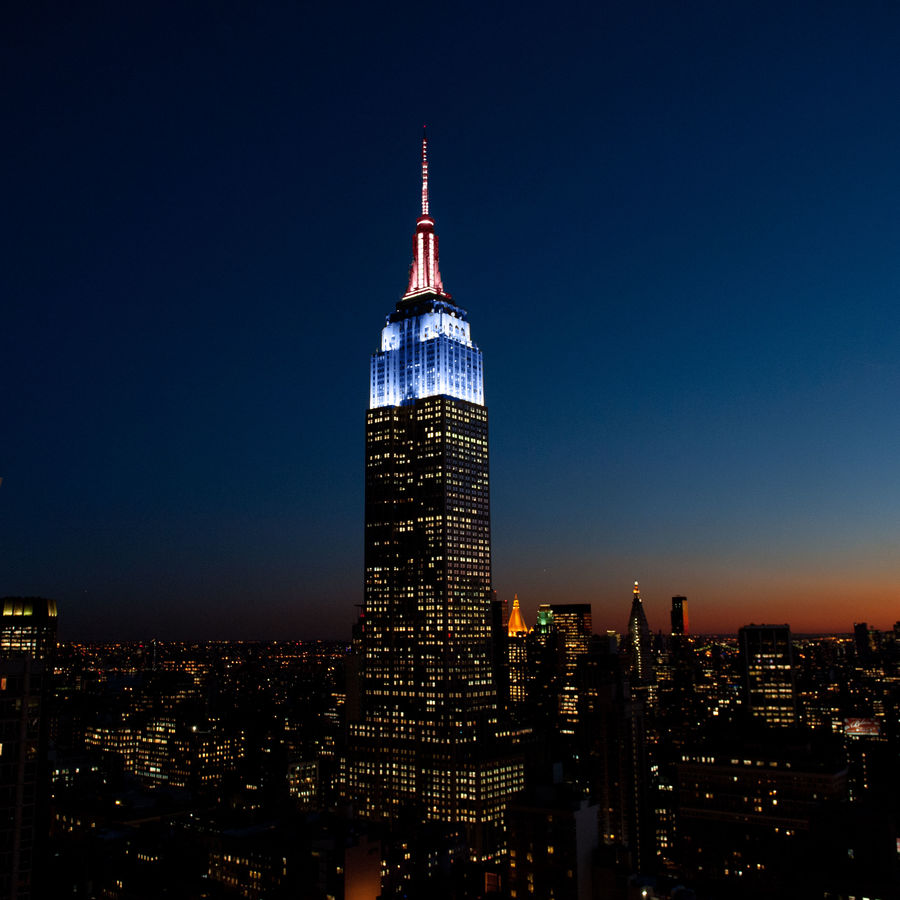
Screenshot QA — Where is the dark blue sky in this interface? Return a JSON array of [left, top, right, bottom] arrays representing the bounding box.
[[4, 2, 900, 638]]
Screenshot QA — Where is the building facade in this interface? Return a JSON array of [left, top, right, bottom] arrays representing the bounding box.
[[549, 604, 593, 737], [677, 734, 848, 892], [0, 597, 58, 900], [739, 624, 798, 726], [342, 135, 523, 855]]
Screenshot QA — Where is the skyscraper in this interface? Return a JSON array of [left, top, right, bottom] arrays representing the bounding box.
[[550, 604, 592, 736], [507, 595, 528, 707], [342, 134, 523, 856], [670, 596, 688, 636], [626, 582, 651, 685]]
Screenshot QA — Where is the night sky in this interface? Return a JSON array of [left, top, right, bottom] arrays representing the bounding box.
[[5, 2, 900, 639]]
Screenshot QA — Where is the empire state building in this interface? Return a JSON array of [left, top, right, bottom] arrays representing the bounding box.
[[342, 135, 523, 854]]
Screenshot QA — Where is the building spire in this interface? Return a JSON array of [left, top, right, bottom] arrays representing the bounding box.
[[421, 126, 429, 216], [404, 129, 447, 299]]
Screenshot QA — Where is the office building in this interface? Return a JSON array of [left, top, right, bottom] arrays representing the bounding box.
[[677, 731, 848, 893], [534, 604, 553, 636], [342, 135, 523, 856], [506, 783, 598, 900], [0, 597, 58, 900], [738, 624, 798, 726], [550, 604, 592, 736]]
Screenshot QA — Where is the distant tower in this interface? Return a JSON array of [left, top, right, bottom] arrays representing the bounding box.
[[0, 597, 58, 900], [507, 595, 529, 706], [853, 621, 873, 664], [534, 604, 554, 636], [627, 582, 652, 684], [523, 605, 560, 745], [670, 596, 688, 636], [550, 604, 592, 736], [738, 624, 798, 726]]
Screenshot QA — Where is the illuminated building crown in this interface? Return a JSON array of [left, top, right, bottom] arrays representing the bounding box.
[[508, 594, 528, 636], [404, 129, 445, 298], [369, 131, 484, 409]]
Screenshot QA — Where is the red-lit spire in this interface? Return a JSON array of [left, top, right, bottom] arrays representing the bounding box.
[[421, 125, 429, 216], [404, 128, 447, 299]]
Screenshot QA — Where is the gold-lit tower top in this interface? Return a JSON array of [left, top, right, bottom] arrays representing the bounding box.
[[508, 593, 528, 636]]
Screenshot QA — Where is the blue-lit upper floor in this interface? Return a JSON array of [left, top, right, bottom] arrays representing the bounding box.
[[370, 134, 484, 409], [370, 295, 484, 409]]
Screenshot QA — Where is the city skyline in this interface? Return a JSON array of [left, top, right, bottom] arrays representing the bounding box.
[[5, 3, 900, 638]]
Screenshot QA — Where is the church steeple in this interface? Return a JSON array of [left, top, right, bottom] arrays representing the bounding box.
[[404, 128, 447, 299]]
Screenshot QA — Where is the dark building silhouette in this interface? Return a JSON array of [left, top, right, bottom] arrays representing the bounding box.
[[854, 620, 875, 664], [341, 135, 523, 859], [0, 597, 58, 900], [576, 639, 652, 877], [670, 596, 688, 636], [506, 783, 598, 900], [490, 591, 510, 715], [676, 728, 848, 896]]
